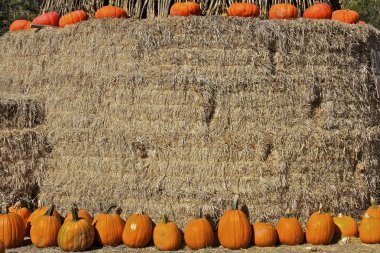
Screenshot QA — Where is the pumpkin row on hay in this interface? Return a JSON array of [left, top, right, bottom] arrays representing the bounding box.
[[2, 196, 380, 251], [9, 3, 365, 32]]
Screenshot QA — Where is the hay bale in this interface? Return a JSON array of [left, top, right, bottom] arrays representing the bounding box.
[[0, 18, 379, 226], [0, 95, 45, 129]]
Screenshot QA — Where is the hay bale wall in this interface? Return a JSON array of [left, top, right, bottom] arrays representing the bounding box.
[[0, 18, 379, 226]]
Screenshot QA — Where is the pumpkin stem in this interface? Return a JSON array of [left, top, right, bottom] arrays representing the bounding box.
[[232, 195, 239, 210], [195, 208, 202, 219], [318, 203, 324, 214], [44, 204, 55, 216], [13, 201, 22, 209], [338, 213, 343, 218], [370, 196, 378, 207], [104, 204, 118, 214], [71, 205, 79, 222], [161, 213, 169, 224], [284, 208, 292, 218], [1, 203, 8, 214]]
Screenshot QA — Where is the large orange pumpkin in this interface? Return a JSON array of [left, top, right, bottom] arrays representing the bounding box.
[[27, 204, 61, 235], [59, 10, 87, 28], [269, 4, 298, 19], [95, 6, 128, 19], [58, 206, 95, 251], [365, 197, 380, 218], [303, 3, 332, 19], [0, 204, 26, 249], [227, 3, 260, 17], [93, 204, 126, 246], [359, 213, 380, 244], [253, 222, 277, 247], [64, 205, 93, 224], [332, 10, 359, 24], [306, 205, 335, 245], [30, 205, 61, 248], [153, 214, 182, 251], [184, 209, 214, 250], [333, 213, 358, 237], [170, 2, 202, 16], [9, 201, 30, 226], [9, 20, 31, 31], [122, 210, 153, 248], [218, 196, 252, 250], [32, 12, 60, 26], [0, 240, 4, 253], [276, 210, 304, 245]]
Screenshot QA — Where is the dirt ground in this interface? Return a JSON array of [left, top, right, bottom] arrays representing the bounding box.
[[7, 237, 380, 253]]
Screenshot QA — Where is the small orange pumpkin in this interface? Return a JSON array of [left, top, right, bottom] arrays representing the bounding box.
[[253, 222, 277, 247], [332, 9, 359, 24], [95, 6, 128, 19], [9, 20, 31, 31], [269, 4, 298, 19], [32, 12, 60, 26], [27, 204, 61, 235], [122, 209, 153, 248], [0, 204, 26, 249], [30, 204, 61, 248], [9, 201, 30, 226], [64, 205, 93, 224], [303, 3, 332, 19], [365, 197, 380, 218], [59, 10, 87, 28], [184, 208, 214, 250], [153, 214, 182, 251], [170, 2, 202, 16], [333, 213, 358, 237], [218, 196, 252, 250], [276, 209, 304, 245], [93, 204, 126, 246], [227, 3, 260, 17], [306, 204, 335, 245], [360, 213, 380, 244], [58, 205, 95, 251]]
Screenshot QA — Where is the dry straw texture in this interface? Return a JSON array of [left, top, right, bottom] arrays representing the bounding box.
[[0, 17, 379, 227]]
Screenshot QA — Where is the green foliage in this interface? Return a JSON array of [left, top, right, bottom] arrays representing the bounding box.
[[340, 0, 380, 28], [0, 0, 42, 34]]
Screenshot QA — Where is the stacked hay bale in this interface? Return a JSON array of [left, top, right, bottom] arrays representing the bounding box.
[[0, 18, 379, 226], [0, 95, 48, 207]]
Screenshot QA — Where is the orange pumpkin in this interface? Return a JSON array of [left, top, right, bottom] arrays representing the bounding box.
[[253, 222, 277, 247], [360, 213, 380, 244], [218, 196, 252, 250], [30, 205, 61, 248], [333, 213, 358, 237], [184, 209, 214, 250], [0, 204, 26, 249], [9, 20, 31, 31], [306, 204, 335, 245], [122, 210, 153, 248], [332, 10, 359, 24], [365, 197, 380, 218], [9, 202, 30, 226], [27, 204, 61, 235], [59, 10, 87, 28], [170, 2, 202, 16], [0, 240, 4, 253], [93, 204, 126, 246], [153, 214, 181, 251], [58, 205, 95, 251], [64, 206, 93, 224], [276, 210, 304, 245], [227, 3, 260, 17], [269, 4, 298, 19], [95, 6, 128, 19], [32, 12, 60, 26], [303, 3, 332, 19]]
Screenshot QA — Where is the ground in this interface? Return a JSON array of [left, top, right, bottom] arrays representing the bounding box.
[[9, 237, 380, 253]]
